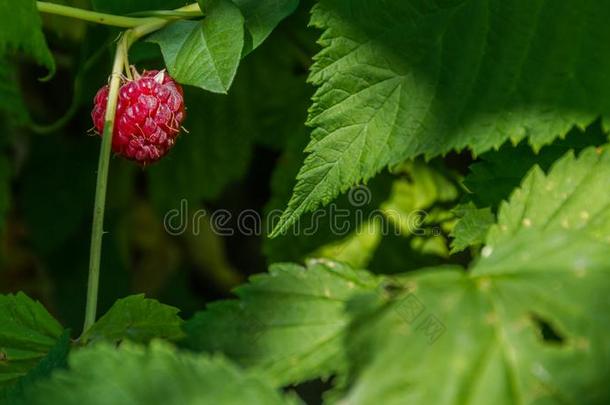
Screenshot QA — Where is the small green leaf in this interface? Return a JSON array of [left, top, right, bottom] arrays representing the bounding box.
[[0, 0, 54, 76], [0, 293, 64, 388], [82, 295, 184, 345], [449, 203, 494, 253], [488, 146, 610, 247], [232, 0, 299, 53], [149, 0, 245, 93], [27, 341, 294, 405], [454, 126, 608, 254], [184, 260, 379, 386]]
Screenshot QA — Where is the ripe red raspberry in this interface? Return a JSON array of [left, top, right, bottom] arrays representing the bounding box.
[[91, 69, 185, 165]]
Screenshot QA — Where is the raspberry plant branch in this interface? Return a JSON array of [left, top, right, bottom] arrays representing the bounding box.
[[78, 3, 201, 337], [36, 1, 165, 28], [127, 10, 205, 18], [36, 2, 203, 28]]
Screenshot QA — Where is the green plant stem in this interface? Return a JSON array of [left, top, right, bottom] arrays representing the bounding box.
[[36, 1, 164, 27], [128, 10, 204, 18], [82, 33, 127, 337]]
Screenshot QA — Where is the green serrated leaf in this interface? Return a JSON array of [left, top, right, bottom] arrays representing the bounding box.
[[339, 147, 610, 404], [232, 0, 299, 53], [0, 293, 64, 388], [0, 0, 54, 76], [455, 124, 608, 253], [449, 203, 494, 253], [487, 146, 610, 247], [184, 260, 379, 386], [27, 341, 294, 405], [149, 0, 244, 93], [343, 229, 610, 404], [271, 0, 610, 236], [82, 295, 184, 345], [0, 331, 70, 405]]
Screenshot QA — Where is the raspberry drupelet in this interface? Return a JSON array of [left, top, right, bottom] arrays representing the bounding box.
[[91, 69, 185, 165]]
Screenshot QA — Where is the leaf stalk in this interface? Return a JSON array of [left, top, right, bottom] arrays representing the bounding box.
[[36, 1, 164, 28], [36, 2, 202, 28]]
